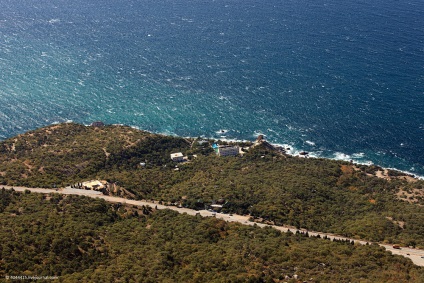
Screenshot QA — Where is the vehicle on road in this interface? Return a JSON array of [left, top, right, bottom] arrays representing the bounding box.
[[393, 245, 401, 249]]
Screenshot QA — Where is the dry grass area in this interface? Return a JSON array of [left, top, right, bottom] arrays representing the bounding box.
[[351, 165, 419, 184], [396, 188, 424, 205], [375, 169, 418, 183], [375, 169, 391, 180], [340, 164, 354, 174], [397, 175, 419, 183]]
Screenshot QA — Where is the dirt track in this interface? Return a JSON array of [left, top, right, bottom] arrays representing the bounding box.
[[3, 186, 424, 267]]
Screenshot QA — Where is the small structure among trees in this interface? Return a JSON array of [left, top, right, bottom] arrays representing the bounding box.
[[90, 121, 105, 127], [212, 144, 240, 157], [170, 152, 184, 162], [82, 180, 106, 190]]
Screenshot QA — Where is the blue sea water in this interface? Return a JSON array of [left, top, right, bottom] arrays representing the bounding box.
[[0, 0, 423, 176]]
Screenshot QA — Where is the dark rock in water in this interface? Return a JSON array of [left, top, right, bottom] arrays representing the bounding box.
[[299, 151, 309, 155]]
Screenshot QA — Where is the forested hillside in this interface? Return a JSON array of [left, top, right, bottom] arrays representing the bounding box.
[[1, 190, 423, 282], [1, 123, 423, 247]]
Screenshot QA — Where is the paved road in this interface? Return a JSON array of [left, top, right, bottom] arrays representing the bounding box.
[[3, 186, 424, 267]]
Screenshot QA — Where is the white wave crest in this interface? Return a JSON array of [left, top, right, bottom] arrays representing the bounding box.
[[305, 140, 315, 146]]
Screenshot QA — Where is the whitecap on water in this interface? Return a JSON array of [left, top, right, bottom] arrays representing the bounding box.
[[352, 152, 365, 158], [305, 140, 316, 146], [48, 19, 60, 24], [216, 129, 228, 134], [333, 152, 351, 160]]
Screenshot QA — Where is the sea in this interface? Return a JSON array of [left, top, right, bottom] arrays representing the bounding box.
[[0, 0, 423, 177]]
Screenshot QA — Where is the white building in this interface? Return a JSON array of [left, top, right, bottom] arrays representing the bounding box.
[[82, 180, 105, 190], [170, 152, 184, 162], [217, 145, 239, 157]]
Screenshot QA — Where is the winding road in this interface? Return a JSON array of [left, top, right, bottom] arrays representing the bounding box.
[[3, 186, 424, 267]]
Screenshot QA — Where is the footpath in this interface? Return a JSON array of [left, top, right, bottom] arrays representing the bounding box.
[[3, 186, 424, 267]]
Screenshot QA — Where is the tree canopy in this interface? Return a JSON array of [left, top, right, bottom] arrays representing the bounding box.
[[1, 190, 423, 282]]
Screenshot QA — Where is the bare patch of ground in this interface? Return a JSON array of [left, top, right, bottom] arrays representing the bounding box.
[[102, 147, 110, 158], [340, 165, 354, 174], [386, 216, 405, 229], [375, 169, 391, 180], [396, 188, 424, 205], [353, 165, 419, 184], [23, 160, 34, 171], [398, 175, 419, 183]]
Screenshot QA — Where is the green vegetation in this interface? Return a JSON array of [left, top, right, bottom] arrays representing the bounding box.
[[1, 123, 424, 248], [1, 190, 423, 282], [0, 123, 192, 187]]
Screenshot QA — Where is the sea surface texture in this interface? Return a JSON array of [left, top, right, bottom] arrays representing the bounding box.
[[0, 0, 423, 176]]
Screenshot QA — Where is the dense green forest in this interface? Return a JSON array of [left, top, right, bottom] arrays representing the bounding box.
[[1, 189, 423, 282], [1, 123, 424, 247]]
